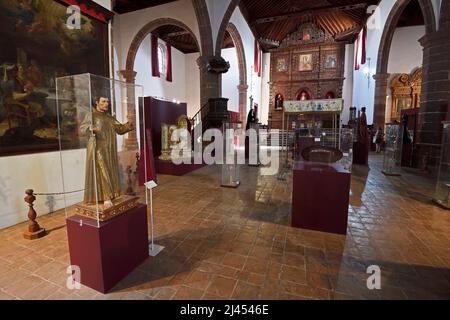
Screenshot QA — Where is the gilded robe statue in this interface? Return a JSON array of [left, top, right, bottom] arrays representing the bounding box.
[[80, 98, 134, 205]]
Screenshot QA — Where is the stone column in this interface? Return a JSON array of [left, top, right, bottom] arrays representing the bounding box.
[[372, 73, 390, 128], [237, 84, 248, 127], [117, 69, 138, 150], [416, 28, 450, 170], [197, 56, 222, 108]]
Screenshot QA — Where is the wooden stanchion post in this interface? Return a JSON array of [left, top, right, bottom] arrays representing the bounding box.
[[23, 189, 46, 240]]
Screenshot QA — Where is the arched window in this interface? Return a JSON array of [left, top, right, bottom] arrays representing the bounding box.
[[157, 43, 166, 76]]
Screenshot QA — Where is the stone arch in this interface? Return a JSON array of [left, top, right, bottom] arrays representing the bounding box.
[[191, 0, 214, 57], [215, 0, 241, 56], [125, 18, 200, 75], [440, 0, 450, 29], [373, 0, 437, 126], [226, 22, 248, 125], [295, 87, 314, 100]]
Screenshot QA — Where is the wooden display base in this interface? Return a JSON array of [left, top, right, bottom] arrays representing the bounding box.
[[23, 228, 46, 240], [433, 198, 450, 210], [221, 181, 240, 188], [66, 204, 149, 293], [381, 170, 401, 176], [292, 161, 350, 235], [75, 195, 139, 221]]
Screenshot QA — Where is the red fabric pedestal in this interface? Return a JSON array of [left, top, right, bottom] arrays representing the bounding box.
[[353, 141, 369, 166], [66, 204, 149, 293], [292, 162, 350, 235]]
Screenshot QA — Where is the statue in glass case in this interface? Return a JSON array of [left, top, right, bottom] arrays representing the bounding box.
[[80, 96, 134, 208]]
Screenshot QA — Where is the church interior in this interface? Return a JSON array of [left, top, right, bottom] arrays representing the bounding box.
[[0, 0, 450, 301]]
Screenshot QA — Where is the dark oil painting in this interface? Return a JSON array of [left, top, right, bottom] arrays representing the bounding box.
[[0, 0, 108, 156]]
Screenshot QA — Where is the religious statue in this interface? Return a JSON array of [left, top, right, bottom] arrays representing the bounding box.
[[357, 107, 368, 143], [246, 107, 257, 131], [159, 115, 192, 161], [354, 106, 369, 165], [80, 96, 134, 208]]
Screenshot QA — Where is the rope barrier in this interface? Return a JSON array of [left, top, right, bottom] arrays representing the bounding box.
[[33, 189, 84, 196]]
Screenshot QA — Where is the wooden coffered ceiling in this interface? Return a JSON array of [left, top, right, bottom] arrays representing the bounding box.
[[113, 0, 178, 14], [153, 24, 200, 54], [113, 0, 382, 52], [239, 0, 380, 50]]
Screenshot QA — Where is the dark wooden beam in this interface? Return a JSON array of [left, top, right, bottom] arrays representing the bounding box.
[[259, 37, 280, 47], [166, 30, 191, 37], [252, 2, 368, 25], [334, 25, 361, 40]]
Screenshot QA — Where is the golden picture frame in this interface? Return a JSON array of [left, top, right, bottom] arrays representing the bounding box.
[[299, 54, 313, 71]]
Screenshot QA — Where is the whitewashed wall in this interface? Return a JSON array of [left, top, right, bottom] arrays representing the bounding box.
[[185, 53, 201, 117], [260, 53, 271, 125], [341, 43, 355, 125], [228, 7, 262, 117], [221, 48, 240, 113], [134, 35, 187, 103]]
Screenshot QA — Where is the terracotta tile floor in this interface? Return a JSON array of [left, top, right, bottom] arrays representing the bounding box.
[[1, 154, 450, 300]]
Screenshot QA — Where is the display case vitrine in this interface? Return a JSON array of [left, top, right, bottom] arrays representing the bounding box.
[[382, 123, 403, 176], [434, 122, 450, 209], [293, 127, 353, 172], [56, 73, 147, 227], [221, 121, 241, 188]]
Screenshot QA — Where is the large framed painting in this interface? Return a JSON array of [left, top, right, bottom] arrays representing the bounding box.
[[298, 54, 313, 72], [0, 0, 112, 156]]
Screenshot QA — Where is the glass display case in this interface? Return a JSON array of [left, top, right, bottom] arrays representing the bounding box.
[[56, 73, 146, 227], [248, 122, 261, 166], [339, 128, 354, 172], [221, 121, 241, 188], [382, 123, 403, 176], [433, 122, 450, 209]]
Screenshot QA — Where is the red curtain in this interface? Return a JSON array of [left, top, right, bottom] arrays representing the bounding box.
[[355, 26, 367, 70], [166, 43, 172, 82], [151, 34, 160, 77], [361, 25, 367, 65], [254, 39, 262, 77]]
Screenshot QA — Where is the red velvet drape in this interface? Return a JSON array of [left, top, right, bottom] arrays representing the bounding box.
[[166, 43, 172, 82], [151, 34, 160, 77], [355, 26, 367, 70], [361, 25, 367, 65], [254, 39, 262, 77]]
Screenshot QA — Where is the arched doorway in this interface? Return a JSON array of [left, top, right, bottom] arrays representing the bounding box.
[[125, 18, 200, 78], [125, 18, 201, 117], [373, 0, 436, 127], [220, 23, 247, 127]]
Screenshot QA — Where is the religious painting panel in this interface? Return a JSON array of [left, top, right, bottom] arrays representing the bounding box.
[[0, 0, 111, 156], [324, 53, 337, 69], [298, 54, 313, 72]]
